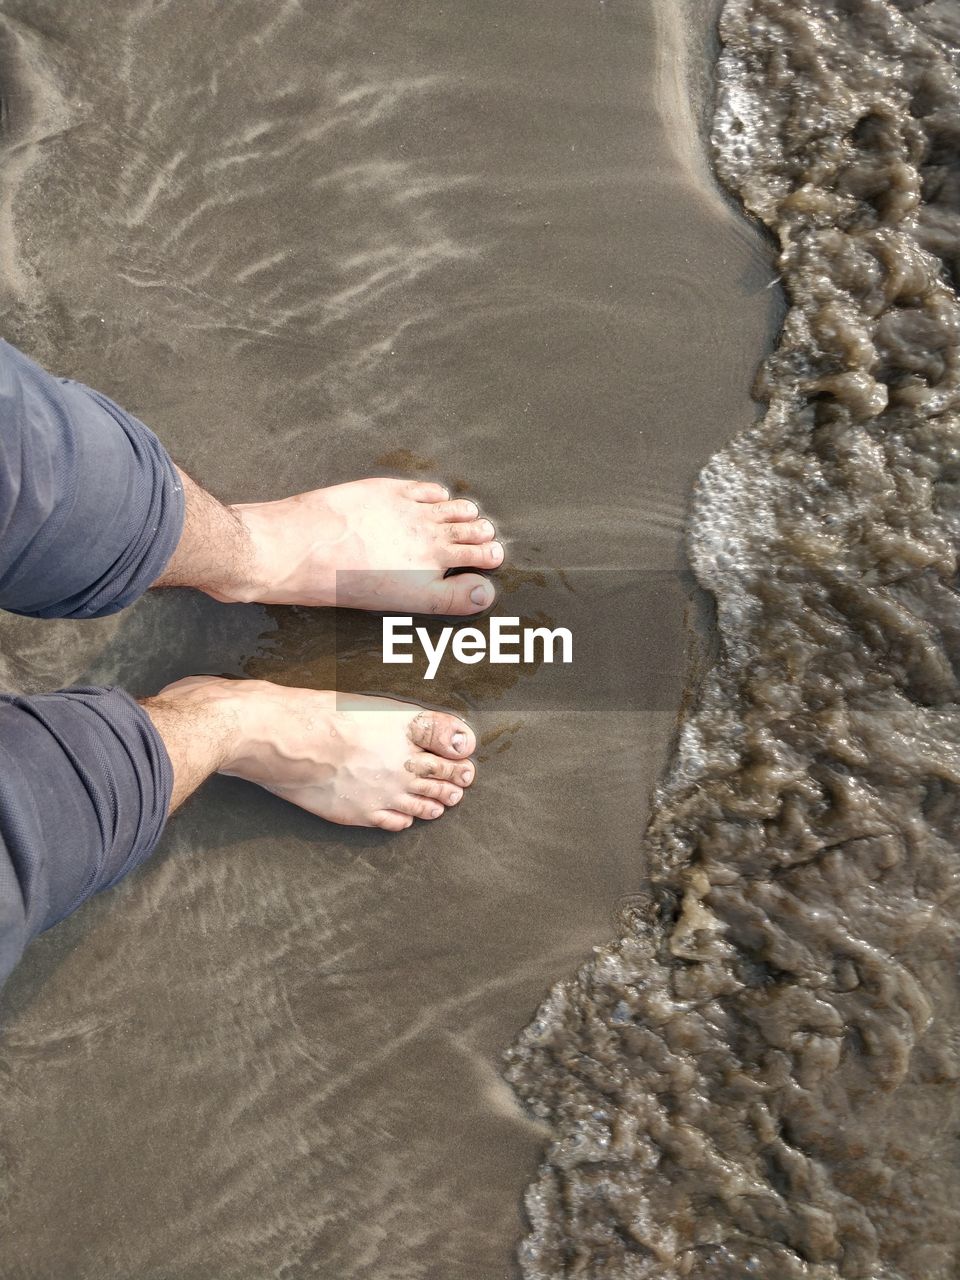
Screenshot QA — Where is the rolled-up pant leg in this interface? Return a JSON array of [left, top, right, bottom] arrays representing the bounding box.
[[0, 340, 185, 987]]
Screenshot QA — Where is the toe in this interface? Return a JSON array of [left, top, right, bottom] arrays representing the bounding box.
[[407, 481, 450, 502], [434, 498, 480, 522], [446, 541, 505, 570], [396, 795, 446, 821], [408, 710, 476, 759], [444, 518, 496, 546], [411, 778, 464, 806], [425, 572, 495, 615], [457, 759, 476, 786], [406, 753, 473, 784], [372, 810, 414, 831]]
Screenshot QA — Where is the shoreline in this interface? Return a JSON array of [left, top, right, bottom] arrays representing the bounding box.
[[0, 3, 780, 1276]]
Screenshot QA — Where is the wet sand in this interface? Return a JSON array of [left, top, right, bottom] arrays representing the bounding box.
[[506, 3, 960, 1276], [0, 1, 776, 1276]]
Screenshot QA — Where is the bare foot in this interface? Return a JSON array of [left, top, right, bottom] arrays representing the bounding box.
[[225, 477, 504, 614], [155, 677, 477, 831]]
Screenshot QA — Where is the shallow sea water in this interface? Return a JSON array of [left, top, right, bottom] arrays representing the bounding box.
[[0, 1, 777, 1277], [506, 2, 960, 1277]]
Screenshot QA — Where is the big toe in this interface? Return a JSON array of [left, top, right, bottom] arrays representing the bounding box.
[[399, 572, 496, 617], [430, 572, 497, 616], [407, 709, 476, 759]]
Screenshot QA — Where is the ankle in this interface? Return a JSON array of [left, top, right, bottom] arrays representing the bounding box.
[[216, 502, 303, 605], [140, 676, 257, 808], [190, 505, 269, 604], [217, 683, 339, 784], [197, 677, 284, 772], [153, 469, 263, 603], [225, 500, 339, 607]]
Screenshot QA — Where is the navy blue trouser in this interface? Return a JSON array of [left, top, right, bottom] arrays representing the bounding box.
[[0, 339, 185, 988]]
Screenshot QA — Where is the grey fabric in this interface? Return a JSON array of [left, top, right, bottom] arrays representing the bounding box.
[[0, 339, 184, 619], [0, 341, 182, 987], [0, 689, 173, 987]]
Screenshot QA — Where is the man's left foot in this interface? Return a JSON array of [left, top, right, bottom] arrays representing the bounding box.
[[220, 477, 504, 615]]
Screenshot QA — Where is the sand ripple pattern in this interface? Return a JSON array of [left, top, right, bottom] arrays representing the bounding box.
[[505, 3, 960, 1276]]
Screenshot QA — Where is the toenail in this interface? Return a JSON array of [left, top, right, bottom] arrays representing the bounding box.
[[450, 787, 463, 802], [490, 541, 504, 560], [470, 582, 494, 606], [451, 731, 467, 753], [431, 805, 443, 817], [480, 519, 495, 537], [459, 766, 473, 784]]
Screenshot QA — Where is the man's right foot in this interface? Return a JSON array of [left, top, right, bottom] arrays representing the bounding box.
[[159, 677, 477, 831]]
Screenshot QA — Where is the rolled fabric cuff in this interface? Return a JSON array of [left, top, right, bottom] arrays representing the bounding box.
[[0, 339, 185, 620], [0, 687, 173, 987]]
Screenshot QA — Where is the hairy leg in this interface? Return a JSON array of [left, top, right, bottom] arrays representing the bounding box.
[[152, 468, 503, 615]]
